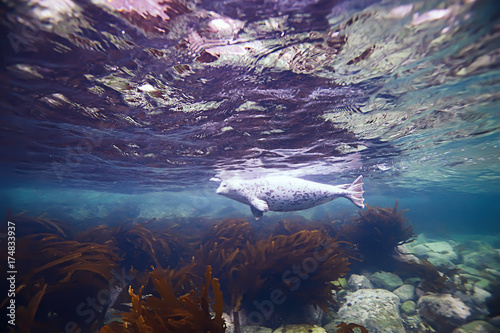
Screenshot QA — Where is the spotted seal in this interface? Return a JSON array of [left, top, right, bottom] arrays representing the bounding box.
[[216, 175, 364, 219]]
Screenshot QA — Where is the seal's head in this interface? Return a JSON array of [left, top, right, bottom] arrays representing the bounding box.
[[216, 178, 245, 202], [216, 180, 230, 194]]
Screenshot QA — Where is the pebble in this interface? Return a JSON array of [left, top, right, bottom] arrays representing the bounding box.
[[401, 300, 417, 316], [347, 274, 373, 291], [393, 284, 415, 303]]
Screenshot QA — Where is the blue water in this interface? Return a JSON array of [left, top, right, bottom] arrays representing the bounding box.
[[1, 0, 500, 331]]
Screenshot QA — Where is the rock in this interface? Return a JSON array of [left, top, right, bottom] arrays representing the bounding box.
[[338, 289, 405, 333], [272, 324, 326, 333], [463, 251, 500, 271], [393, 284, 415, 302], [306, 304, 325, 326], [401, 300, 417, 315], [490, 316, 500, 327], [455, 283, 491, 306], [454, 285, 492, 318], [336, 289, 348, 301], [338, 277, 347, 288], [428, 256, 457, 270], [242, 326, 273, 333], [452, 320, 500, 333], [458, 265, 485, 277], [404, 277, 422, 286], [394, 244, 421, 264], [417, 293, 471, 330], [475, 279, 492, 291], [470, 285, 492, 307], [369, 271, 404, 291], [347, 274, 373, 291], [484, 268, 500, 278], [402, 314, 425, 331], [411, 241, 459, 263], [459, 240, 495, 253]]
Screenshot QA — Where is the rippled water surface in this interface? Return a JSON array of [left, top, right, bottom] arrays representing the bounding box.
[[1, 0, 499, 225]]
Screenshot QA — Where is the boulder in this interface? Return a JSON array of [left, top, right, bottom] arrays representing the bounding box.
[[452, 320, 500, 333], [454, 285, 492, 318], [369, 271, 404, 291], [428, 256, 457, 270], [468, 285, 492, 307], [463, 251, 500, 271], [393, 284, 415, 302], [347, 274, 373, 291], [394, 244, 421, 264], [418, 293, 471, 330], [338, 289, 405, 333], [411, 241, 459, 263]]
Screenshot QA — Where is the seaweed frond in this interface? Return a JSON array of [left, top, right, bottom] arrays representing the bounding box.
[[76, 223, 186, 270], [241, 230, 350, 313], [18, 233, 120, 287], [101, 266, 226, 333], [1, 230, 121, 332], [339, 200, 415, 269], [398, 258, 448, 293], [9, 213, 69, 238], [16, 284, 47, 333]]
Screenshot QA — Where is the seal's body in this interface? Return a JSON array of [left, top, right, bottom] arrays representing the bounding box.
[[216, 175, 364, 219]]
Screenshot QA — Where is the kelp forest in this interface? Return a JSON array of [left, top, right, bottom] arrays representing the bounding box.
[[1, 202, 453, 332]]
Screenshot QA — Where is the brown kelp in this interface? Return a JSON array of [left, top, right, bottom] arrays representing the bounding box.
[[1, 229, 122, 332], [187, 218, 350, 327], [396, 258, 454, 294], [191, 219, 256, 308], [7, 212, 69, 238], [14, 284, 47, 333], [339, 200, 415, 270], [261, 217, 338, 238], [242, 230, 350, 310], [16, 233, 120, 288], [100, 266, 226, 333], [76, 223, 188, 270]]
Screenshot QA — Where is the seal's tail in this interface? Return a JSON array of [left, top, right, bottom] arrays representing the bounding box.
[[346, 175, 365, 209]]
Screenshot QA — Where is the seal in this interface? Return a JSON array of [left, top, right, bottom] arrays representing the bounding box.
[[216, 175, 364, 219]]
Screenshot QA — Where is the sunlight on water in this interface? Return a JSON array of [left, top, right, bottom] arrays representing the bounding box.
[[1, 0, 498, 195]]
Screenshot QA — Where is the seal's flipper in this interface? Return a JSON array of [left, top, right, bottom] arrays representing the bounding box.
[[249, 197, 269, 212], [345, 175, 365, 209], [249, 197, 268, 220], [251, 205, 264, 220]]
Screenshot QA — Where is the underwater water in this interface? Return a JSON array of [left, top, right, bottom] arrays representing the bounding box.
[[1, 0, 500, 332]]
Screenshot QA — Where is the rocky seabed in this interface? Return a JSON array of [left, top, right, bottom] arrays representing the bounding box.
[[226, 234, 500, 333]]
